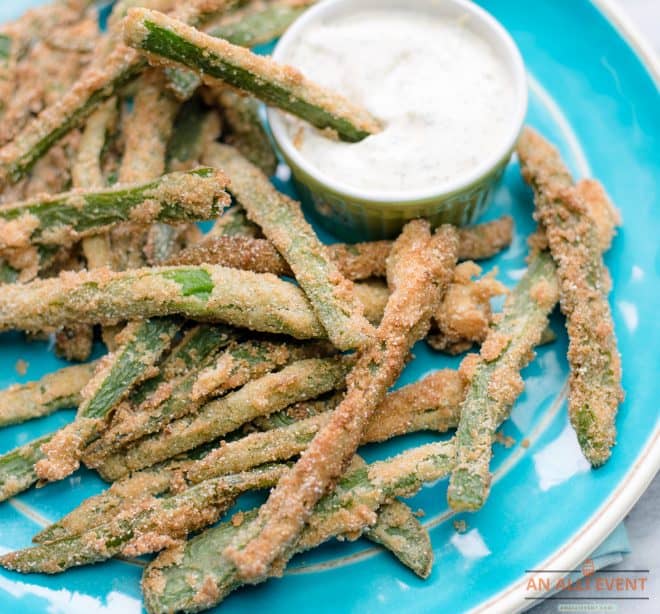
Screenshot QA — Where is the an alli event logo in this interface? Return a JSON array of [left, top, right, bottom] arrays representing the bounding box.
[[524, 559, 650, 611]]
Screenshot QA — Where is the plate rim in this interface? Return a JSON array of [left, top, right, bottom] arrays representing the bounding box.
[[472, 1, 660, 611]]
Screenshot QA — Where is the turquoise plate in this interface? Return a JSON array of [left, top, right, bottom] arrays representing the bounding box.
[[0, 1, 658, 612]]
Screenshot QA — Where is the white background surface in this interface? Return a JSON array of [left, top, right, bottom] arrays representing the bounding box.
[[532, 1, 659, 612]]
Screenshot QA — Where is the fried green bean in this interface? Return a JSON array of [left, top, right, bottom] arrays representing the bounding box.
[[164, 0, 313, 99], [42, 369, 461, 542], [226, 221, 458, 579], [191, 339, 334, 401], [456, 215, 514, 261], [0, 261, 389, 338], [123, 8, 381, 142], [517, 128, 623, 467], [142, 440, 455, 613], [205, 204, 262, 239], [34, 464, 177, 544], [169, 217, 514, 276], [83, 325, 238, 460], [187, 368, 463, 484], [119, 71, 181, 183], [167, 234, 387, 279], [0, 168, 230, 253], [37, 438, 224, 544], [61, 98, 119, 362], [0, 0, 234, 184], [0, 42, 144, 185], [35, 317, 182, 482], [72, 98, 118, 190], [0, 361, 98, 427], [93, 356, 352, 480], [366, 499, 433, 579], [214, 90, 277, 176], [207, 0, 313, 48], [0, 464, 288, 573], [117, 69, 186, 267], [166, 97, 221, 170], [131, 323, 236, 406], [447, 251, 559, 511], [0, 434, 53, 502], [204, 143, 373, 350]]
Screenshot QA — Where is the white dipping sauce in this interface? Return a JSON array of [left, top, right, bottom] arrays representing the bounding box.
[[284, 10, 515, 195]]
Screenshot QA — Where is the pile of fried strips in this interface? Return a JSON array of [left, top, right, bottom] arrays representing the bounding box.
[[0, 2, 623, 612]]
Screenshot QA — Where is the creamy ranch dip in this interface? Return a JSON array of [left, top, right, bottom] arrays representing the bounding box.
[[283, 10, 515, 195]]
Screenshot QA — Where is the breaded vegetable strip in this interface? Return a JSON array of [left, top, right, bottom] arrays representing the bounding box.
[[118, 71, 181, 183], [214, 90, 277, 176], [114, 70, 186, 269], [173, 235, 290, 275], [142, 441, 455, 613], [166, 97, 221, 171], [35, 317, 182, 482], [0, 168, 230, 252], [34, 459, 189, 544], [0, 42, 144, 185], [574, 179, 621, 253], [164, 0, 314, 99], [517, 128, 623, 466], [72, 98, 118, 190], [0, 361, 98, 427], [447, 251, 559, 511], [35, 461, 424, 577], [186, 368, 464, 484], [131, 323, 236, 405], [0, 434, 53, 502], [206, 204, 261, 238], [204, 144, 373, 350], [0, 0, 234, 184], [191, 339, 334, 401], [123, 8, 381, 142], [51, 370, 461, 540], [207, 0, 314, 48], [93, 357, 352, 479], [0, 264, 388, 337], [428, 261, 508, 355], [226, 221, 458, 579], [168, 234, 392, 279], [366, 499, 433, 579], [0, 464, 288, 574], [169, 217, 513, 275], [83, 325, 238, 458], [64, 98, 119, 362], [456, 215, 513, 260]]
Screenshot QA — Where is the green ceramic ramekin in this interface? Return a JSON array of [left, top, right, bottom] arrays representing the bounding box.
[[267, 0, 528, 242]]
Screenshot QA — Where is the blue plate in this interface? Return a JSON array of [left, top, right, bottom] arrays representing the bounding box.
[[0, 1, 658, 613]]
